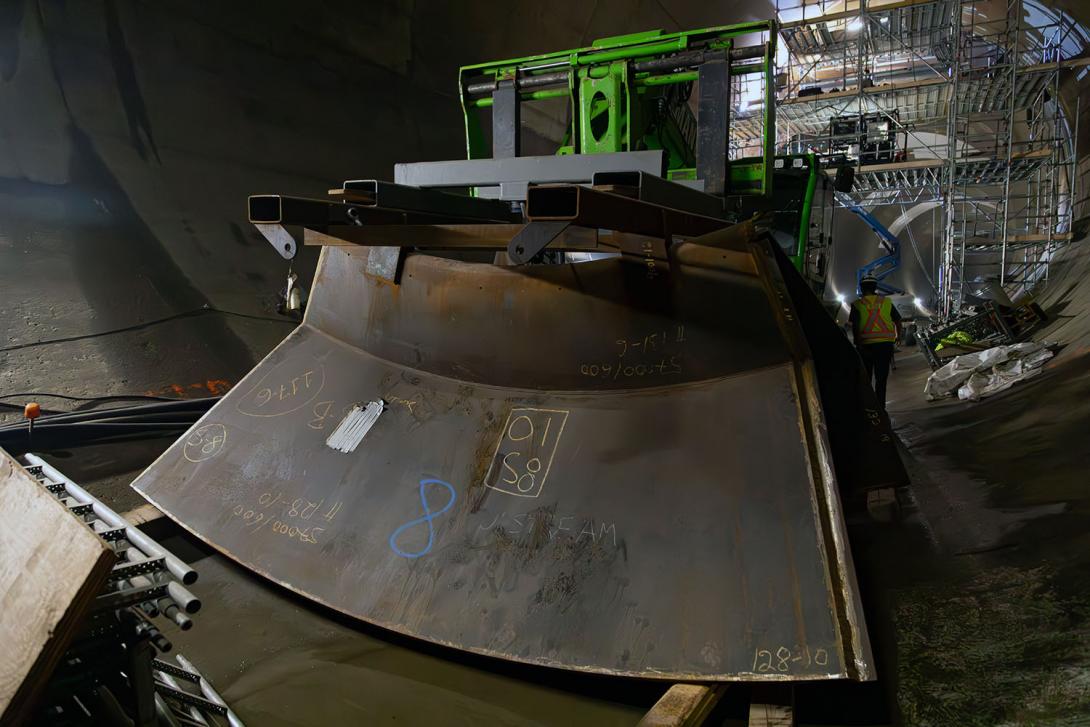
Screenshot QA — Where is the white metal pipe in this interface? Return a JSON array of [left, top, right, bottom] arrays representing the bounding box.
[[154, 693, 183, 727], [175, 654, 244, 727], [156, 670, 210, 726], [23, 453, 197, 584], [123, 547, 201, 614]]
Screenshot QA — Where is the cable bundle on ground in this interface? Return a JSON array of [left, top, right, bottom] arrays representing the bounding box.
[[0, 397, 220, 454]]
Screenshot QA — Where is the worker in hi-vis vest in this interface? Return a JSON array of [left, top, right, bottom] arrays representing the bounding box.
[[850, 275, 903, 409]]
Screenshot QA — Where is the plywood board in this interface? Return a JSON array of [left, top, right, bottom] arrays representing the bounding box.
[[0, 450, 115, 724], [639, 684, 726, 727]]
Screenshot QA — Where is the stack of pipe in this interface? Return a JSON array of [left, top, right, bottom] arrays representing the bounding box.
[[17, 453, 245, 725]]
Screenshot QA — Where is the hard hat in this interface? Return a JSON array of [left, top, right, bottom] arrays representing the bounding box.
[[860, 275, 879, 286]]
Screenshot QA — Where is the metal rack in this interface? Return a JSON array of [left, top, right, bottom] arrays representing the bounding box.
[[745, 0, 1086, 317], [19, 454, 244, 726]]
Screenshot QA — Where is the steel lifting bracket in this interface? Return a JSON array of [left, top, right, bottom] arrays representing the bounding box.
[[506, 221, 571, 264], [254, 223, 298, 260]]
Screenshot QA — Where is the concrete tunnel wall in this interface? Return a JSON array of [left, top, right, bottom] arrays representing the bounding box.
[[3, 0, 1090, 398], [0, 0, 774, 399], [1, 0, 469, 398]]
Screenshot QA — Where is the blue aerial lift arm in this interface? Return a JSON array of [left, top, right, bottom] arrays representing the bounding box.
[[836, 192, 904, 295]]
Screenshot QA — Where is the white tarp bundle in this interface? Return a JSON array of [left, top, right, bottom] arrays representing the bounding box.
[[924, 341, 1056, 402]]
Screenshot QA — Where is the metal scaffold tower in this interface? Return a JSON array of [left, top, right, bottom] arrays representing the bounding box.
[[741, 0, 1088, 318]]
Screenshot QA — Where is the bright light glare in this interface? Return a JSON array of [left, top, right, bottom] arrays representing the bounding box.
[[846, 18, 864, 32], [913, 297, 923, 307], [836, 293, 847, 303]]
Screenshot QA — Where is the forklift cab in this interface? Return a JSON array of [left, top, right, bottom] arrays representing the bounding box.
[[727, 153, 833, 296]]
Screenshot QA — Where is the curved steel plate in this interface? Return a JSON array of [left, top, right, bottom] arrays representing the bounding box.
[[132, 246, 871, 681]]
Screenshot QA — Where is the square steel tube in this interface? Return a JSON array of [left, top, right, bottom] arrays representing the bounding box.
[[393, 150, 667, 189], [592, 171, 725, 219], [526, 184, 729, 239], [339, 180, 517, 222]]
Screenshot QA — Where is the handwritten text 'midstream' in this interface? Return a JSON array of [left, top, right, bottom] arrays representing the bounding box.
[[474, 511, 618, 547]]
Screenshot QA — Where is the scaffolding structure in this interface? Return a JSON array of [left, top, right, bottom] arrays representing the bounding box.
[[740, 0, 1087, 318]]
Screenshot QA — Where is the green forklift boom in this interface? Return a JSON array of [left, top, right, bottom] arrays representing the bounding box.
[[458, 22, 778, 197]]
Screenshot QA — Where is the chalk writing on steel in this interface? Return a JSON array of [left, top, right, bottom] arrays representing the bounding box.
[[578, 327, 686, 380], [614, 326, 686, 358], [389, 479, 457, 558], [230, 504, 325, 544], [227, 491, 343, 545], [308, 400, 336, 430], [751, 645, 830, 674], [640, 238, 660, 279], [483, 407, 569, 498], [474, 510, 618, 547], [236, 362, 326, 417], [386, 395, 418, 414], [578, 357, 682, 380], [183, 423, 227, 463]]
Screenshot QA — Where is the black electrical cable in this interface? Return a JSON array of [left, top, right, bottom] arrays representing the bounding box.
[[0, 392, 185, 403], [0, 423, 197, 453], [0, 393, 220, 418], [0, 393, 184, 415], [0, 402, 63, 415], [7, 399, 220, 427], [0, 305, 295, 354], [0, 397, 220, 452], [0, 398, 220, 431], [5, 422, 195, 435]]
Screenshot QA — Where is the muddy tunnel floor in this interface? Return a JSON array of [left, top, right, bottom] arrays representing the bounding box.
[[872, 350, 1090, 726]]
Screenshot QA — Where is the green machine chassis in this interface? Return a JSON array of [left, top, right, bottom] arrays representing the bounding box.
[[736, 152, 833, 285], [458, 22, 832, 287], [459, 22, 777, 197]]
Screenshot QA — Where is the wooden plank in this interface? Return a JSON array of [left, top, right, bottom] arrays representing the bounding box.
[[326, 188, 375, 203], [748, 684, 795, 726], [1020, 56, 1090, 74], [748, 702, 795, 726], [966, 232, 1073, 245], [1010, 147, 1051, 161], [782, 57, 1086, 109], [856, 157, 945, 173], [780, 0, 941, 29], [303, 224, 605, 252], [845, 148, 1050, 177], [782, 76, 946, 106], [863, 76, 947, 95], [120, 503, 164, 527], [638, 684, 727, 727], [0, 450, 115, 724], [783, 88, 859, 105], [304, 224, 524, 249]]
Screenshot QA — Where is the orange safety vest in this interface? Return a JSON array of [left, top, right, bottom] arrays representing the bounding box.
[[853, 294, 897, 344]]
